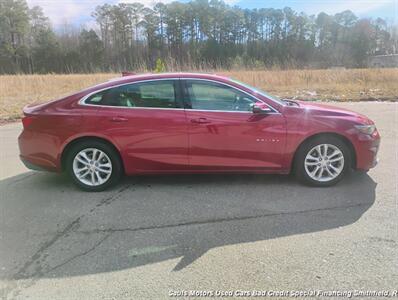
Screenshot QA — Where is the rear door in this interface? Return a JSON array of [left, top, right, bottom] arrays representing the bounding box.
[[86, 79, 189, 173], [182, 79, 286, 170]]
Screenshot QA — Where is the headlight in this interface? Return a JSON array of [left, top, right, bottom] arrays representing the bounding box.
[[354, 124, 376, 135]]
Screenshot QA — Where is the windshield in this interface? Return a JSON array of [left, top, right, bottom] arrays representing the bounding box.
[[230, 78, 286, 106]]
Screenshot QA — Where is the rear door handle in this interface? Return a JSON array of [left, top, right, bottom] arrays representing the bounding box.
[[191, 118, 211, 124], [110, 116, 128, 122]]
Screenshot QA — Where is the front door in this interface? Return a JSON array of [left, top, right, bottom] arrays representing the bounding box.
[[182, 79, 286, 171]]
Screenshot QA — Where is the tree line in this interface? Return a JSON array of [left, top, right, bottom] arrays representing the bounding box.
[[0, 0, 397, 74]]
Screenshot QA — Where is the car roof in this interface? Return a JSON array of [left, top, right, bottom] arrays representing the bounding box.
[[81, 72, 245, 97], [72, 72, 284, 110], [109, 72, 230, 83]]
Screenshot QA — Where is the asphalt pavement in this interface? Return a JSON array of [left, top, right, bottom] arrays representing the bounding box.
[[0, 102, 397, 299]]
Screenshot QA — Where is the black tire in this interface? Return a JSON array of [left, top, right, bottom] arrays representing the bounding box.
[[66, 140, 122, 192], [294, 136, 351, 187]]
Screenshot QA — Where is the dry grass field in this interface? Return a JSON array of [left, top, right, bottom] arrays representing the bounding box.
[[1, 68, 397, 122]]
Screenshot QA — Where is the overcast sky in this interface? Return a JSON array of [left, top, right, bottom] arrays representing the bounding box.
[[26, 0, 398, 28]]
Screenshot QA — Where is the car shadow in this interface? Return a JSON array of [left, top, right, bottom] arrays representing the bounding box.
[[0, 171, 376, 280]]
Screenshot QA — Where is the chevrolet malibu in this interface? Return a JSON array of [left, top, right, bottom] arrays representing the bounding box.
[[18, 73, 380, 191]]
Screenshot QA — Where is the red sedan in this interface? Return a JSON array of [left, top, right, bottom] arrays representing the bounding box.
[[18, 73, 380, 191]]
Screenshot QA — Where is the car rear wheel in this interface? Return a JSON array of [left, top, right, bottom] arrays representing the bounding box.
[[295, 136, 351, 186], [66, 140, 122, 191]]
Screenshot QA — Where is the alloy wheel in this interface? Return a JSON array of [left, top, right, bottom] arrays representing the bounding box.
[[72, 148, 112, 186], [304, 143, 344, 182]]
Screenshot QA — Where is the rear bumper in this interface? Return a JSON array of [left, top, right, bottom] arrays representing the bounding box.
[[18, 129, 61, 172], [20, 155, 55, 171]]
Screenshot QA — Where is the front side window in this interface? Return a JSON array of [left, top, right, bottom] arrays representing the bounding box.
[[229, 78, 285, 106], [85, 80, 177, 108], [185, 80, 256, 112]]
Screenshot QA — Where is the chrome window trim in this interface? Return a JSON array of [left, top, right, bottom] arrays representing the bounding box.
[[78, 77, 281, 114]]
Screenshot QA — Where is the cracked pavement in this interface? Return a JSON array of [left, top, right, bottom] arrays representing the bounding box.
[[0, 102, 397, 299]]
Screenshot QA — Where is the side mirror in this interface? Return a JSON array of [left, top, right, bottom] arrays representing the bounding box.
[[252, 102, 272, 114]]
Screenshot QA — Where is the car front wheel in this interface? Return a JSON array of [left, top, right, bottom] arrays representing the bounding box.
[[66, 141, 122, 191], [295, 136, 351, 186]]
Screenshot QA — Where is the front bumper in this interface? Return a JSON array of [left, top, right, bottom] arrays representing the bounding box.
[[354, 131, 380, 171]]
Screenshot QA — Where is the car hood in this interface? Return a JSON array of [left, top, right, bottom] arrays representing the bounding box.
[[292, 100, 373, 124]]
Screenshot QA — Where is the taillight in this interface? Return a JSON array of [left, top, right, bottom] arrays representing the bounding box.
[[22, 116, 36, 129]]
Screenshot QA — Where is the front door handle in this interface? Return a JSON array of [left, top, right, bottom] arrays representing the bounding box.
[[110, 116, 128, 122], [191, 118, 211, 124]]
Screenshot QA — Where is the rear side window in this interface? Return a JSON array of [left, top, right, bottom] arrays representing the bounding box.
[[85, 80, 178, 108]]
